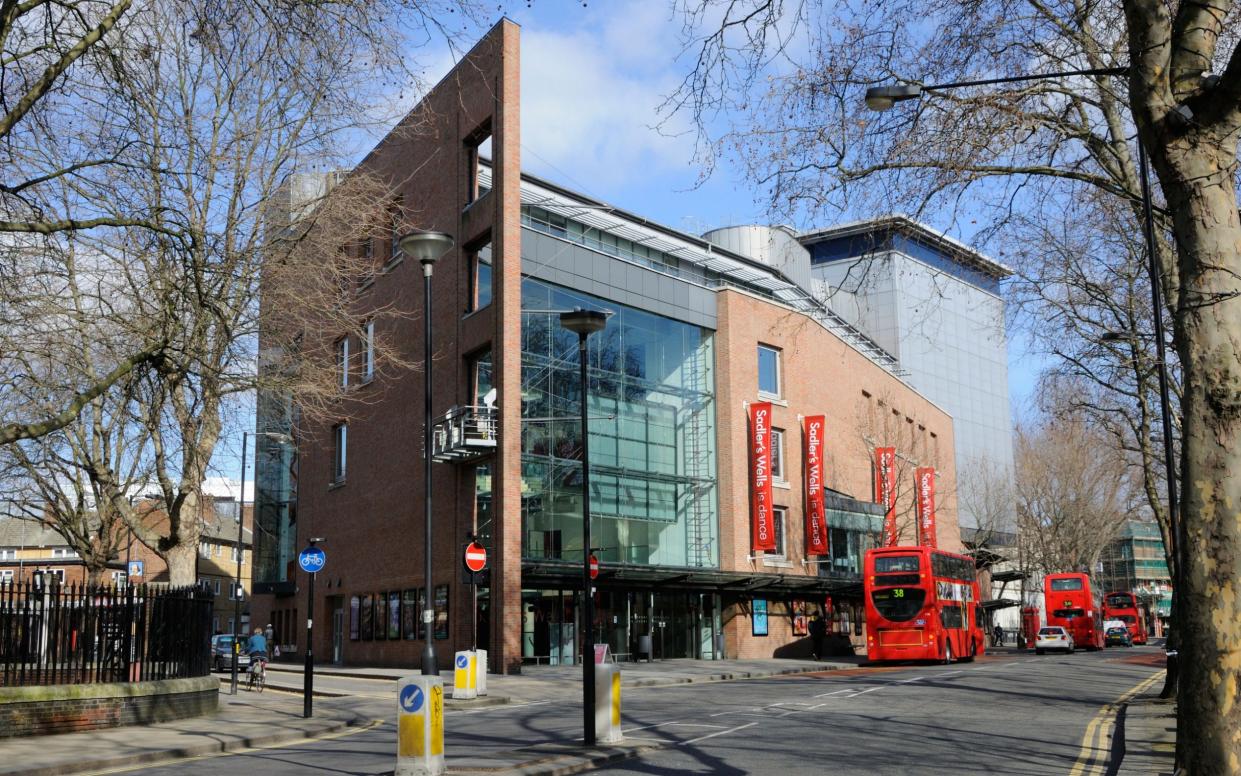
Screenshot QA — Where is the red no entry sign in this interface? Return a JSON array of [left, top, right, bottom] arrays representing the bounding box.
[[463, 542, 487, 573], [589, 554, 599, 580]]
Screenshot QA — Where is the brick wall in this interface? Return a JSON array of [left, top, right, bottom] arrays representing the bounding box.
[[0, 678, 218, 738]]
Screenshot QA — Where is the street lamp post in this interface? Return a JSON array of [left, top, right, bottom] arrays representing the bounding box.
[[397, 229, 456, 677], [866, 63, 1182, 675], [559, 307, 610, 747], [230, 430, 292, 695]]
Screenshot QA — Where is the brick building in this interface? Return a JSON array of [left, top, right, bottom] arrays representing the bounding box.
[[251, 20, 971, 672]]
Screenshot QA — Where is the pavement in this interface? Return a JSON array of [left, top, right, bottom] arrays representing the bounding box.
[[1116, 694, 1177, 775], [0, 656, 856, 776]]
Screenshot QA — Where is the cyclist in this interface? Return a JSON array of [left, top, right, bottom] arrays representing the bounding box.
[[246, 628, 269, 680]]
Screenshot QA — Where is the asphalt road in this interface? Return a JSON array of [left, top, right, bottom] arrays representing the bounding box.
[[89, 646, 1165, 775]]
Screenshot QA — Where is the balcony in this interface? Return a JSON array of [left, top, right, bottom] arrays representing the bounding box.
[[431, 405, 498, 462]]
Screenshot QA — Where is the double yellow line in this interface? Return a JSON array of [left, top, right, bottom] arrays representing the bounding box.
[[1068, 670, 1166, 776]]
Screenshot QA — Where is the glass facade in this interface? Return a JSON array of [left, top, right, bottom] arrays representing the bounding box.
[[253, 391, 297, 587], [520, 278, 719, 568], [818, 498, 883, 579]]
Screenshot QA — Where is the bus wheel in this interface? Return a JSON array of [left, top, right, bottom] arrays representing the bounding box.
[[961, 642, 976, 663], [942, 643, 953, 665]]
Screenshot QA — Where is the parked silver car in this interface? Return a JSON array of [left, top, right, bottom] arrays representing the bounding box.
[[210, 634, 251, 672]]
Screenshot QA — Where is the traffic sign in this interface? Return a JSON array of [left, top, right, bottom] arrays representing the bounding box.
[[400, 683, 424, 713], [455, 654, 468, 669], [298, 545, 326, 574], [589, 555, 599, 580], [463, 542, 487, 573]]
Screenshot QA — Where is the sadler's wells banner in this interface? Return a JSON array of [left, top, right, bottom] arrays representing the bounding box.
[[916, 467, 937, 548], [750, 402, 776, 552], [875, 447, 897, 546], [803, 415, 829, 556]]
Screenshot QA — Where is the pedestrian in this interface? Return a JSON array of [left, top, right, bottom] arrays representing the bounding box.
[[992, 624, 1004, 647], [809, 615, 827, 660]]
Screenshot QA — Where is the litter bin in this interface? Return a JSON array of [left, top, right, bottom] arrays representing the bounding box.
[[637, 634, 652, 663]]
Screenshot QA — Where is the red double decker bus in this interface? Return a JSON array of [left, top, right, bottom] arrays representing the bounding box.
[[1044, 573, 1104, 651], [1103, 591, 1148, 645], [864, 546, 985, 664]]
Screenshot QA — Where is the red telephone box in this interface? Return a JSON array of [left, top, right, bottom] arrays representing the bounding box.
[[1020, 607, 1041, 648]]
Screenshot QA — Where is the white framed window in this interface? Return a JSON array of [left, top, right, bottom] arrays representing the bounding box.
[[337, 337, 350, 388], [333, 423, 348, 483], [51, 548, 74, 558], [363, 320, 375, 382], [232, 546, 243, 563], [758, 345, 781, 397], [771, 428, 786, 482], [0, 549, 14, 560], [770, 507, 787, 558], [111, 571, 127, 586], [199, 543, 212, 559], [0, 570, 13, 585], [46, 569, 65, 582], [388, 206, 402, 264]]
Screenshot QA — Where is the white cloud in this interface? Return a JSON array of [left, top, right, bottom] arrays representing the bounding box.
[[518, 6, 696, 191]]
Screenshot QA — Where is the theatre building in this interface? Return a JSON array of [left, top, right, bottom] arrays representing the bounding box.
[[250, 20, 962, 672]]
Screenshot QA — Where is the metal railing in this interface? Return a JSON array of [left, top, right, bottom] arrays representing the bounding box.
[[431, 405, 498, 462], [0, 581, 213, 687]]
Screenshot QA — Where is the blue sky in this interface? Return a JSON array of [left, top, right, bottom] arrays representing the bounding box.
[[211, 1, 1043, 484]]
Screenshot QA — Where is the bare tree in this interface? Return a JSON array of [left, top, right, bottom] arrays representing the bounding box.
[[1015, 419, 1132, 577], [2, 0, 485, 584], [664, 2, 1241, 766]]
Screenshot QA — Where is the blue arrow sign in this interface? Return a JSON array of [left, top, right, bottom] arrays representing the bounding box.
[[456, 654, 468, 669], [298, 546, 326, 574], [400, 684, 424, 713]]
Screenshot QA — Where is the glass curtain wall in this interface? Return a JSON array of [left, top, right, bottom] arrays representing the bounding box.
[[253, 390, 297, 585], [520, 278, 718, 568]]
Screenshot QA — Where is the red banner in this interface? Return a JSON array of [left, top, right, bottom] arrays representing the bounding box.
[[916, 467, 937, 548], [750, 402, 776, 552], [803, 415, 829, 556], [875, 447, 897, 546]]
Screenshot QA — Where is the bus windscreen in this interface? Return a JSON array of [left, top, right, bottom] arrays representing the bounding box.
[[871, 587, 926, 621], [875, 556, 921, 573]]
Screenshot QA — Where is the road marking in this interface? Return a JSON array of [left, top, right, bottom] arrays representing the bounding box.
[[1068, 670, 1166, 776], [894, 676, 924, 684], [813, 688, 855, 697], [938, 670, 963, 677], [77, 718, 386, 775], [449, 700, 553, 715], [680, 721, 758, 745]]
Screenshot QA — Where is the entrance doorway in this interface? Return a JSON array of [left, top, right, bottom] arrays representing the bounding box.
[[328, 596, 344, 664]]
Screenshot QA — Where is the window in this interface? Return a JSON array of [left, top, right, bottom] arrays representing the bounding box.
[[362, 320, 375, 382], [333, 423, 347, 483], [469, 242, 493, 311], [388, 202, 403, 264], [47, 569, 65, 582], [361, 234, 374, 262], [0, 549, 15, 561], [349, 596, 360, 641], [875, 555, 921, 573], [337, 337, 350, 388], [51, 548, 74, 558], [111, 571, 127, 586], [770, 507, 787, 558], [771, 428, 785, 482], [870, 587, 926, 622], [940, 604, 965, 630], [0, 570, 12, 585], [758, 345, 781, 396], [213, 580, 222, 595], [465, 127, 492, 205], [232, 546, 242, 563], [1050, 577, 1084, 591]]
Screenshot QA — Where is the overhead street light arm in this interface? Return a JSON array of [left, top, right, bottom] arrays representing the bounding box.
[[864, 66, 1130, 110]]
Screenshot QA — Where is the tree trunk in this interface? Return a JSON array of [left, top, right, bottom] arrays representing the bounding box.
[[164, 541, 198, 587], [1164, 142, 1241, 776], [86, 564, 106, 588]]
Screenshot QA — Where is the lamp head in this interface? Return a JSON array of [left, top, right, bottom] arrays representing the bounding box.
[[559, 308, 611, 337], [864, 84, 923, 111], [396, 230, 455, 267], [1100, 331, 1127, 342], [309, 536, 325, 546]]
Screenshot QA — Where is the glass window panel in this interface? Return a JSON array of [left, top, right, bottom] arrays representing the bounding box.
[[758, 345, 780, 395]]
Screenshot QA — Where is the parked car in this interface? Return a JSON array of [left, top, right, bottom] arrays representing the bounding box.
[[1105, 625, 1133, 647], [1035, 626, 1075, 655], [210, 634, 251, 672]]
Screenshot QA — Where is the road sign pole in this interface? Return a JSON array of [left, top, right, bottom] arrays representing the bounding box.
[[305, 566, 314, 718]]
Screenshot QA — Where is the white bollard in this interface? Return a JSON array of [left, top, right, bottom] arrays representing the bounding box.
[[451, 651, 477, 700], [396, 675, 445, 776], [594, 663, 623, 744], [475, 649, 488, 696]]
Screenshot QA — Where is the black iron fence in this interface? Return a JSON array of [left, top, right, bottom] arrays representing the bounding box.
[[0, 581, 213, 687]]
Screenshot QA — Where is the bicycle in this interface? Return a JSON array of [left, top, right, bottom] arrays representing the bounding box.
[[246, 656, 266, 693]]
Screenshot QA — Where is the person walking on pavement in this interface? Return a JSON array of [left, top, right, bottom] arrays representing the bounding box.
[[809, 615, 827, 660], [992, 624, 1004, 647]]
